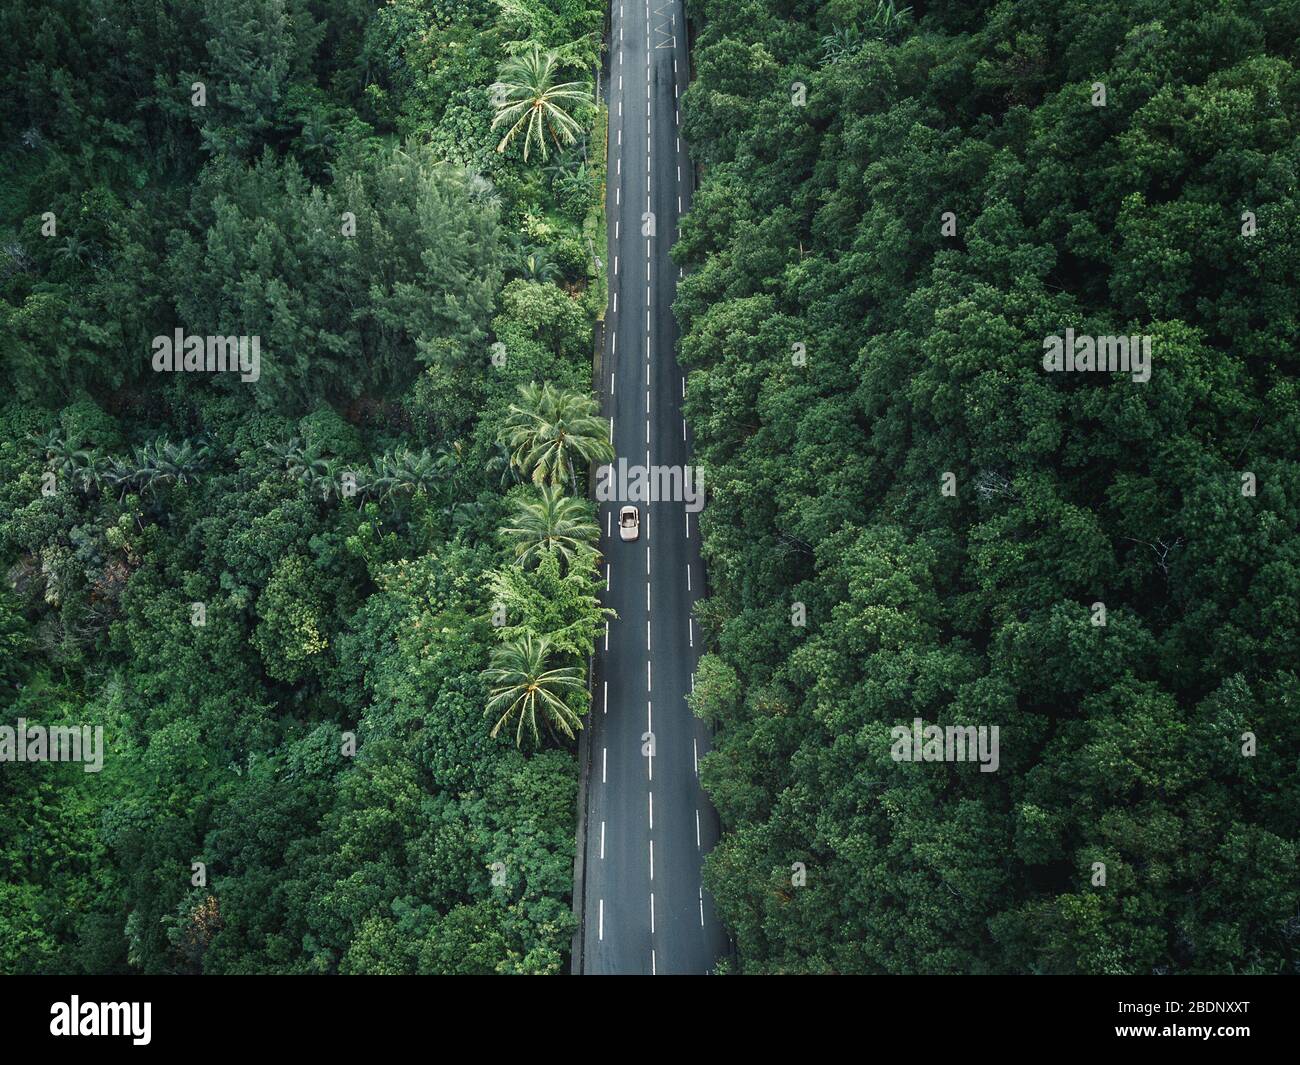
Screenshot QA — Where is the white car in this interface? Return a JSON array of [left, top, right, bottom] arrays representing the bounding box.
[[618, 505, 640, 541]]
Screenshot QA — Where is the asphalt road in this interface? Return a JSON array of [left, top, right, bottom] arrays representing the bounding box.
[[580, 0, 728, 975]]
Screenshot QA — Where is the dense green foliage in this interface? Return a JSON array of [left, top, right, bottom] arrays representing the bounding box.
[[680, 0, 1300, 973], [0, 0, 607, 974]]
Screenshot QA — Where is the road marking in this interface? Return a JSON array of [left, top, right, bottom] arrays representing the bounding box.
[[604, 679, 608, 714], [647, 659, 651, 689], [649, 840, 654, 881], [689, 617, 694, 648], [693, 738, 698, 775], [699, 887, 705, 927], [646, 619, 651, 650], [686, 564, 691, 591], [604, 621, 609, 650], [646, 545, 650, 575], [606, 564, 611, 592], [685, 512, 691, 538], [652, 949, 656, 975], [606, 511, 611, 537], [602, 747, 607, 783], [599, 898, 604, 940], [650, 893, 655, 934], [681, 378, 685, 398], [696, 809, 701, 848], [648, 791, 654, 829], [614, 254, 619, 274], [682, 418, 686, 440], [613, 292, 618, 312], [601, 821, 606, 859]]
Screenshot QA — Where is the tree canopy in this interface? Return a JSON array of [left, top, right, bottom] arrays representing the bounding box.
[[679, 0, 1300, 975]]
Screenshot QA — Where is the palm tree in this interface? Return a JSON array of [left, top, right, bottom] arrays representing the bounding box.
[[53, 236, 90, 267], [96, 455, 138, 499], [265, 437, 311, 484], [308, 458, 351, 503], [149, 438, 207, 487], [444, 499, 486, 535], [489, 44, 590, 161], [500, 382, 613, 487], [500, 485, 599, 570], [389, 448, 442, 497], [515, 244, 560, 282], [126, 442, 163, 496], [32, 429, 91, 480], [483, 634, 585, 746], [485, 442, 521, 490]]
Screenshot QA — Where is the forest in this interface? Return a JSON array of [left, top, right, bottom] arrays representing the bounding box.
[[3, 0, 1299, 978], [1, 0, 610, 974], [680, 0, 1300, 973]]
